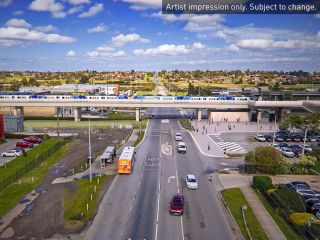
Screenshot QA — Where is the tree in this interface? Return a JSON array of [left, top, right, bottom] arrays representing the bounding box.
[[21, 77, 28, 86], [298, 155, 317, 168], [28, 77, 39, 86], [79, 75, 89, 84]]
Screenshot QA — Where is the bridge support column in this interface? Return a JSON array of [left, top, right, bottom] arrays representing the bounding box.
[[12, 107, 24, 116], [74, 107, 81, 122], [197, 109, 202, 121], [136, 108, 140, 122]]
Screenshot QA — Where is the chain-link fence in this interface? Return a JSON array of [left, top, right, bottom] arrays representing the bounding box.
[[0, 141, 66, 192]]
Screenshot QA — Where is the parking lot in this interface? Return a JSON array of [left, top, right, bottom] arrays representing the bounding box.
[[0, 139, 20, 166]]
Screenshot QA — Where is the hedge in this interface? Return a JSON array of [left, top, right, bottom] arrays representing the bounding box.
[[252, 175, 275, 193], [270, 188, 306, 213]]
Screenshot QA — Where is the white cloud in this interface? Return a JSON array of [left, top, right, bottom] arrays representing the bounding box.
[[78, 3, 103, 18], [29, 0, 66, 18], [87, 23, 107, 33], [65, 0, 90, 5], [134, 44, 189, 56], [226, 44, 240, 52], [0, 27, 76, 45], [67, 50, 77, 57], [236, 39, 317, 50], [192, 42, 206, 49], [13, 10, 24, 16], [0, 0, 12, 7], [34, 25, 57, 32], [87, 46, 126, 58], [67, 5, 83, 14], [112, 33, 150, 47], [120, 0, 161, 10], [5, 19, 32, 29]]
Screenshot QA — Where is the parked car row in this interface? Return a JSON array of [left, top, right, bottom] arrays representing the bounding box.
[[268, 142, 315, 158], [256, 131, 320, 143], [287, 181, 320, 219], [1, 136, 44, 157]]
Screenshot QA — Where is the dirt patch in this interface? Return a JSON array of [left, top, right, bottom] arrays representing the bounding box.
[[0, 107, 56, 116], [7, 128, 128, 240]]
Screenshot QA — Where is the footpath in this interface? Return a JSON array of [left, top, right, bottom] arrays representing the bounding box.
[[219, 173, 287, 240]]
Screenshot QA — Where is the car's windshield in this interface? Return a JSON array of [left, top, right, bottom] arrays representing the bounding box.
[[172, 200, 183, 206]]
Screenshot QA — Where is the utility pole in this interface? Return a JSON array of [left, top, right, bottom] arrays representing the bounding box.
[[89, 116, 92, 182], [302, 128, 307, 156], [272, 113, 277, 146], [57, 107, 60, 142]]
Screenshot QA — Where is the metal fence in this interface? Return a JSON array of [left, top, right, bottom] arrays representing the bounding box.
[[0, 141, 66, 192]]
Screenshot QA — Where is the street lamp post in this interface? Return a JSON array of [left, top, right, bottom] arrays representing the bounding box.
[[88, 116, 92, 182], [302, 128, 308, 156], [273, 114, 277, 146]]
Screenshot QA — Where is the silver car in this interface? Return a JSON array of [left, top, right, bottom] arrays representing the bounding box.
[[281, 147, 295, 158], [185, 174, 199, 189]]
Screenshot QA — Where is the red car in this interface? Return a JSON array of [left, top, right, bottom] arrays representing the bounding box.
[[170, 193, 184, 216], [16, 141, 34, 148], [23, 137, 42, 144]]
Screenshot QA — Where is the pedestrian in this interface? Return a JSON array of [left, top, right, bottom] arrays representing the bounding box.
[[215, 127, 216, 132], [260, 126, 262, 130], [233, 124, 235, 128]]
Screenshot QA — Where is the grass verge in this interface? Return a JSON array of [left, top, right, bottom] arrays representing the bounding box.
[[133, 130, 145, 147], [0, 140, 73, 219], [64, 175, 108, 227], [24, 119, 148, 130], [222, 188, 269, 240], [253, 188, 305, 240], [179, 118, 194, 131], [0, 139, 59, 179]]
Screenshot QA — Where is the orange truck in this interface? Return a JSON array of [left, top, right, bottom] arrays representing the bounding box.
[[118, 146, 135, 174]]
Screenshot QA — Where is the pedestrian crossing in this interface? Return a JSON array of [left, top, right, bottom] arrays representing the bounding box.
[[216, 141, 245, 152]]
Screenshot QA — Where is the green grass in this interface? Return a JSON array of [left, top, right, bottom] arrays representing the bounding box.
[[0, 139, 58, 179], [64, 175, 109, 226], [222, 188, 269, 240], [133, 130, 145, 147], [0, 140, 73, 219], [24, 119, 148, 130], [253, 188, 305, 240], [179, 118, 194, 131], [311, 162, 320, 174], [106, 112, 135, 120]]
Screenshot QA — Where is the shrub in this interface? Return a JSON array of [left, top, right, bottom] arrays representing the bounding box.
[[270, 188, 306, 213], [266, 188, 276, 195], [289, 212, 315, 226], [252, 175, 275, 193]]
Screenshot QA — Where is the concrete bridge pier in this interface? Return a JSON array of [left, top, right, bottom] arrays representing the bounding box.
[[197, 109, 202, 121], [136, 108, 140, 122], [74, 107, 81, 122], [12, 106, 24, 116]]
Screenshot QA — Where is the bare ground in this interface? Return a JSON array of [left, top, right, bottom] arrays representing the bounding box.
[[6, 128, 129, 240]]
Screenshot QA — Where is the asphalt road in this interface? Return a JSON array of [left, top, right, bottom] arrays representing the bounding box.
[[85, 108, 236, 240]]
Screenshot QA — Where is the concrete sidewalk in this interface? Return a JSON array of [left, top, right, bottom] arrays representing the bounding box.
[[240, 187, 287, 240]]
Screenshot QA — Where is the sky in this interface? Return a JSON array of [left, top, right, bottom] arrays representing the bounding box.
[[0, 0, 319, 71]]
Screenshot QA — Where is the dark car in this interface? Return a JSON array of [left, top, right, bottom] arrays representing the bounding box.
[[16, 141, 34, 148], [278, 142, 289, 148], [291, 148, 302, 157], [275, 135, 284, 142], [23, 137, 42, 144], [306, 198, 320, 214], [290, 144, 303, 151], [287, 181, 310, 190], [169, 193, 184, 216], [264, 135, 273, 142], [292, 135, 303, 142], [283, 135, 292, 142]]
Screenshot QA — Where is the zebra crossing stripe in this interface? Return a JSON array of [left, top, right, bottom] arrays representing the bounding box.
[[216, 141, 245, 152], [217, 142, 237, 147]]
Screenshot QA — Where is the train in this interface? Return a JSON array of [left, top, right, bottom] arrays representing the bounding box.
[[0, 92, 252, 101]]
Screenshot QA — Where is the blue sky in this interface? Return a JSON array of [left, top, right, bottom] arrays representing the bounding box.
[[0, 0, 319, 71]]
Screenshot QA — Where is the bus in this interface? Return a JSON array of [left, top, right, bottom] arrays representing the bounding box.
[[118, 146, 135, 174]]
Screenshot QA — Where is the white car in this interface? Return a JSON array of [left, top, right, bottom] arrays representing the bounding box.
[[1, 149, 23, 157], [175, 133, 182, 141], [185, 174, 199, 189], [281, 147, 295, 158], [177, 142, 187, 153], [268, 143, 280, 150], [255, 135, 266, 142], [300, 144, 313, 153], [297, 189, 317, 198]]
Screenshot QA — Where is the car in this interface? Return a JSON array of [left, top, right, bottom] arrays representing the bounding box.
[[281, 147, 295, 158], [316, 210, 320, 219], [23, 137, 42, 144], [305, 135, 317, 142], [297, 189, 317, 199], [290, 148, 302, 157], [300, 144, 313, 153], [283, 135, 292, 142], [1, 149, 23, 157], [264, 135, 273, 142], [288, 181, 311, 189], [275, 135, 284, 142], [185, 174, 199, 189], [292, 135, 303, 142], [306, 198, 320, 214], [16, 141, 34, 148], [12, 146, 26, 154], [177, 142, 187, 153], [287, 183, 310, 190], [255, 135, 266, 142], [268, 143, 280, 150], [169, 193, 184, 215], [175, 133, 182, 141], [278, 142, 290, 148]]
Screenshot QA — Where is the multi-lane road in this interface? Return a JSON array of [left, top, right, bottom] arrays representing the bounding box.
[[85, 108, 239, 240]]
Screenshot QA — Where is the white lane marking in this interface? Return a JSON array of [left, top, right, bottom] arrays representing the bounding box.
[[168, 175, 176, 183], [180, 216, 185, 240], [175, 169, 179, 192], [161, 119, 169, 123], [155, 223, 159, 240], [129, 205, 133, 212], [156, 192, 160, 222]]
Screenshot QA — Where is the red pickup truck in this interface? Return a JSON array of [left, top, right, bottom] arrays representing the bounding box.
[[169, 193, 184, 216]]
